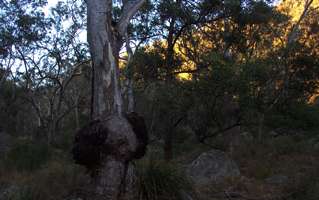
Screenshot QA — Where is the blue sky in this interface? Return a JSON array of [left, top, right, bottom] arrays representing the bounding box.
[[44, 0, 59, 16], [44, 0, 87, 42]]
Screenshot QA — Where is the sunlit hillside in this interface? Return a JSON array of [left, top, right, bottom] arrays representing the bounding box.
[[278, 0, 319, 103], [278, 0, 319, 20]]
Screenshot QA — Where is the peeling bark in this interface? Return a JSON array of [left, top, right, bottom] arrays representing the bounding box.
[[84, 0, 146, 199]]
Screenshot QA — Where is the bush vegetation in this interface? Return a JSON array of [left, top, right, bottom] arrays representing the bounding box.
[[136, 159, 192, 200]]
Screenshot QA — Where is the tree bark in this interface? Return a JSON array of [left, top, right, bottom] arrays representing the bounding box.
[[283, 0, 314, 99], [85, 0, 145, 199], [87, 0, 122, 118], [257, 112, 264, 142], [125, 32, 135, 113], [74, 97, 80, 130]]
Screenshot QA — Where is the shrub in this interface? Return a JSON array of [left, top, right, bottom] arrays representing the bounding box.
[[136, 159, 192, 200], [26, 160, 88, 200], [2, 159, 88, 200], [0, 160, 89, 200], [287, 169, 319, 200], [271, 136, 311, 155], [6, 186, 38, 200], [4, 139, 50, 171], [267, 103, 319, 131]]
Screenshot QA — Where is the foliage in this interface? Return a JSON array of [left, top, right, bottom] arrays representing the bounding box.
[[287, 166, 319, 200], [136, 159, 192, 200], [0, 0, 50, 58], [0, 159, 88, 200], [6, 186, 36, 200], [4, 139, 50, 171], [267, 103, 319, 130]]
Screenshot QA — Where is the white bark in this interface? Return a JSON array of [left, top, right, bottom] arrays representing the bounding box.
[[283, 0, 314, 98], [287, 0, 314, 44], [87, 0, 144, 118], [125, 33, 135, 113], [85, 0, 145, 199], [117, 0, 146, 36]]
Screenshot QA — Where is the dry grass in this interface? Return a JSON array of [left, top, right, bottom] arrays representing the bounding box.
[[0, 158, 89, 200]]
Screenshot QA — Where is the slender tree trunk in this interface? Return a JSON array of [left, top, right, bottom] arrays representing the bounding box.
[[127, 79, 135, 113], [258, 112, 264, 142], [74, 98, 80, 130], [125, 33, 135, 113], [48, 121, 54, 146], [37, 103, 42, 128], [162, 16, 176, 162], [164, 130, 173, 161], [164, 117, 184, 161], [283, 0, 314, 99]]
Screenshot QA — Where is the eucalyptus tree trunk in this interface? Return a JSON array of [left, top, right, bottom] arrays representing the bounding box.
[[85, 0, 145, 199], [124, 33, 135, 113], [283, 0, 314, 99], [74, 97, 80, 130], [87, 0, 122, 118]]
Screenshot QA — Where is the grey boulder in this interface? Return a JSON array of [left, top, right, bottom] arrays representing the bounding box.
[[186, 150, 240, 186]]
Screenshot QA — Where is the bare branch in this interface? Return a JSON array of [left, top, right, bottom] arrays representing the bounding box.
[[199, 121, 241, 143]]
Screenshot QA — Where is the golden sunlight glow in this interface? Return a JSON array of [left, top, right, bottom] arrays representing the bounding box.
[[278, 0, 319, 21]]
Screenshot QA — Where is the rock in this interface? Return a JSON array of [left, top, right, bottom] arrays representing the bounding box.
[[271, 128, 305, 137], [313, 142, 319, 150], [186, 150, 240, 186], [240, 131, 254, 141], [265, 175, 289, 185], [269, 130, 280, 137], [308, 135, 319, 150], [179, 190, 194, 200], [0, 185, 20, 200]]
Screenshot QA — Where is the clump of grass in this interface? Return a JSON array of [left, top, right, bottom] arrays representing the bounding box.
[[5, 186, 38, 200], [232, 140, 276, 180], [25, 160, 88, 200], [285, 168, 319, 200], [0, 156, 88, 200], [136, 159, 192, 200], [4, 139, 50, 172], [271, 136, 310, 155]]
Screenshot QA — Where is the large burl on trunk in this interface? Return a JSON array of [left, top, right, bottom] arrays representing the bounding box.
[[72, 113, 148, 199]]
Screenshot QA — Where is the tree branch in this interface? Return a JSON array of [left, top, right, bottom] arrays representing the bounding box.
[[287, 0, 314, 44], [117, 0, 145, 36], [199, 121, 241, 143]]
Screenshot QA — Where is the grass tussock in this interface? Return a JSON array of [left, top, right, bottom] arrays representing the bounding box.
[[136, 159, 193, 200], [0, 154, 88, 200]]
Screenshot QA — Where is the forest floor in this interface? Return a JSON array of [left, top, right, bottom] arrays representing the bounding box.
[[0, 129, 319, 200], [177, 132, 319, 200]]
